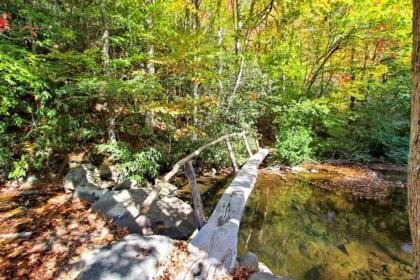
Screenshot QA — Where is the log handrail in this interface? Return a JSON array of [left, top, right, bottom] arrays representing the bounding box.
[[141, 131, 258, 213]]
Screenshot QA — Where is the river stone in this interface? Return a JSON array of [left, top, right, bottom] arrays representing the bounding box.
[[258, 262, 272, 274], [91, 189, 197, 239], [290, 166, 307, 173], [144, 180, 178, 198], [64, 164, 101, 193], [249, 272, 291, 280], [98, 164, 113, 180], [77, 234, 174, 280], [238, 252, 259, 270], [113, 180, 136, 191]]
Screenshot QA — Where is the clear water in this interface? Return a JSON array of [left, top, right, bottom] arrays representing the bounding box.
[[237, 172, 413, 280]]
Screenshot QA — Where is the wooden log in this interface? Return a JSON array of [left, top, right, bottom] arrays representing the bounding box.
[[254, 135, 260, 150], [176, 149, 269, 279], [242, 133, 253, 156], [0, 232, 32, 239], [141, 132, 244, 213], [184, 161, 206, 229], [225, 138, 239, 174]]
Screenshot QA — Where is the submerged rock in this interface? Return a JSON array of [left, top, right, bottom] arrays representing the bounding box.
[[91, 189, 196, 239], [77, 234, 174, 280], [400, 243, 413, 254]]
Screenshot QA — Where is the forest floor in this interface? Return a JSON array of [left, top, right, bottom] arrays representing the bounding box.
[[0, 179, 128, 280]]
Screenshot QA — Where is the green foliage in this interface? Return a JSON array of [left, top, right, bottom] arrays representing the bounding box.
[[274, 127, 313, 166], [96, 142, 161, 183], [0, 0, 412, 181]]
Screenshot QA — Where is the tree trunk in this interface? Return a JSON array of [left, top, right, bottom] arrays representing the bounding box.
[[145, 0, 155, 129], [409, 1, 420, 278], [184, 161, 206, 229], [102, 28, 116, 143]]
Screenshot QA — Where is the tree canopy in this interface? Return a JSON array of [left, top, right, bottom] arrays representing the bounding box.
[[0, 0, 412, 179]]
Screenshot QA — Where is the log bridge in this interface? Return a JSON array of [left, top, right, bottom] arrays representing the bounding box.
[[141, 131, 269, 279]]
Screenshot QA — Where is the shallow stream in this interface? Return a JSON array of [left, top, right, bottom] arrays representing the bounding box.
[[237, 172, 413, 279]]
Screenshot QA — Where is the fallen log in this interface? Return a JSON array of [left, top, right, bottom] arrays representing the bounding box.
[[0, 232, 33, 239], [177, 148, 269, 279]]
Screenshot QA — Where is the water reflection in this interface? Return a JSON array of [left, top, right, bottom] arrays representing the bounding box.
[[237, 173, 413, 280]]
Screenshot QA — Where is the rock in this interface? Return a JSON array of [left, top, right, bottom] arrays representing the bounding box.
[[21, 175, 39, 189], [400, 243, 413, 254], [113, 180, 136, 191], [98, 164, 113, 180], [91, 189, 196, 239], [64, 164, 101, 193], [249, 272, 290, 280], [291, 166, 306, 174], [99, 180, 117, 190], [258, 262, 272, 274], [202, 168, 217, 176], [238, 252, 259, 270], [144, 181, 178, 198], [74, 183, 108, 203], [310, 169, 319, 173], [77, 234, 174, 280]]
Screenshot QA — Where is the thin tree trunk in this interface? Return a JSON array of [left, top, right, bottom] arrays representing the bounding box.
[[217, 27, 224, 94], [191, 0, 201, 129], [409, 1, 420, 278], [145, 0, 155, 129], [102, 27, 116, 143]]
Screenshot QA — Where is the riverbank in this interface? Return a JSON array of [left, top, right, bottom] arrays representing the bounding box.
[[260, 162, 406, 200]]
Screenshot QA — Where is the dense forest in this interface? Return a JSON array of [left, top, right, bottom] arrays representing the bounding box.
[[1, 0, 419, 279], [0, 0, 412, 181]]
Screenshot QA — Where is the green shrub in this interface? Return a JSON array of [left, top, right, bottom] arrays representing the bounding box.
[[96, 142, 161, 183], [274, 126, 313, 165]]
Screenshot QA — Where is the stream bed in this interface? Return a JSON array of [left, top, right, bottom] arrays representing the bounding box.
[[237, 171, 413, 279]]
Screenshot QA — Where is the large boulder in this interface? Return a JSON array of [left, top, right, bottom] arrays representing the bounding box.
[[77, 234, 174, 280], [91, 189, 197, 239], [64, 164, 101, 193]]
